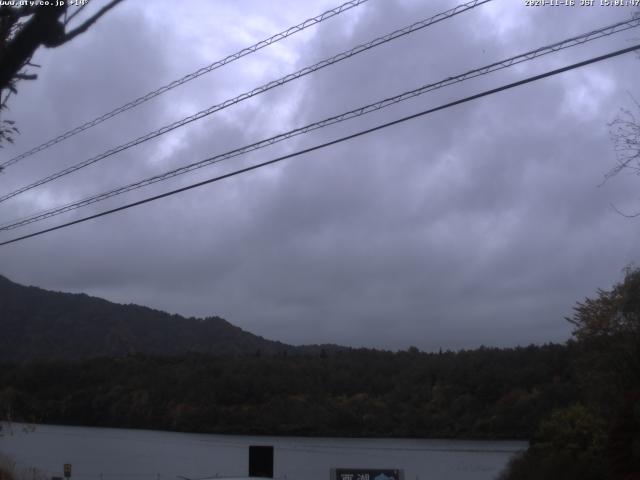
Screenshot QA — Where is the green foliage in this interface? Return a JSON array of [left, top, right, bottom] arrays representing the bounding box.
[[499, 405, 607, 480], [0, 118, 19, 150], [533, 404, 606, 457], [0, 344, 578, 439], [566, 267, 640, 443], [568, 266, 640, 341], [0, 12, 26, 149], [501, 267, 640, 479]]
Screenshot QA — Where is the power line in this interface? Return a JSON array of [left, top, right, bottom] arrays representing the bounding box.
[[2, 16, 638, 232], [0, 0, 370, 170], [1, 42, 638, 248], [0, 0, 491, 204]]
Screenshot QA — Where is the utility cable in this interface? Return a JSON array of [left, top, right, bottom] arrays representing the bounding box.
[[1, 42, 637, 247], [0, 0, 370, 170], [0, 0, 491, 203], [2, 16, 638, 232]]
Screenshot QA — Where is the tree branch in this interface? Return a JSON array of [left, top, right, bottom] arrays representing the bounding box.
[[0, 5, 66, 90], [54, 0, 124, 46], [0, 6, 38, 19], [64, 3, 89, 27], [13, 72, 36, 81]]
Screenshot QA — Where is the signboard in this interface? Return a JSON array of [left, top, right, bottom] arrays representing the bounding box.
[[249, 445, 274, 478], [334, 469, 403, 480], [63, 464, 72, 478]]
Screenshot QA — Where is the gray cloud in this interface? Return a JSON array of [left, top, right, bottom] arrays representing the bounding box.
[[1, 0, 639, 350]]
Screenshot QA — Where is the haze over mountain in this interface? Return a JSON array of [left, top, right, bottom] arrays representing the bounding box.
[[0, 275, 335, 362]]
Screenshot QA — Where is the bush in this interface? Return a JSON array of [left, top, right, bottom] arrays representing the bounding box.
[[498, 405, 607, 480]]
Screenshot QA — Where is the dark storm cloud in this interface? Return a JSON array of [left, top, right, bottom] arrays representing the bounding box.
[[1, 0, 639, 350]]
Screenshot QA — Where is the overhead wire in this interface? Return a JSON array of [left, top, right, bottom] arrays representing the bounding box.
[[2, 16, 638, 232], [0, 0, 370, 170], [1, 42, 638, 247], [0, 0, 491, 204]]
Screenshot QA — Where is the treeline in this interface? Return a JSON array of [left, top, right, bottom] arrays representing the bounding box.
[[0, 344, 578, 439]]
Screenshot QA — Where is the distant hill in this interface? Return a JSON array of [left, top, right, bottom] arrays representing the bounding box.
[[0, 275, 336, 362]]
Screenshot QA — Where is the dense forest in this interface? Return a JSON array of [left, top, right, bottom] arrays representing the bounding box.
[[0, 343, 577, 439]]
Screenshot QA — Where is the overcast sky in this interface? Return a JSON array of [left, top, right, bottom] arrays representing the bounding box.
[[0, 0, 639, 350]]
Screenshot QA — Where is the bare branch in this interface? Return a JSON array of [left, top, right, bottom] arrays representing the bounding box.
[[1, 89, 12, 108], [602, 96, 640, 185], [13, 72, 36, 81], [64, 3, 89, 27], [55, 0, 124, 45]]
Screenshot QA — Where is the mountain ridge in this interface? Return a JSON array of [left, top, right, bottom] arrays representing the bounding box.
[[0, 274, 342, 362]]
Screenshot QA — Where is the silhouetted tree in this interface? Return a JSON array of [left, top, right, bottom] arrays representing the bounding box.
[[567, 266, 640, 391], [499, 405, 607, 480], [0, 1, 124, 151], [501, 267, 640, 479]]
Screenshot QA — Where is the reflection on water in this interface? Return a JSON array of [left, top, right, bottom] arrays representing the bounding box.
[[0, 423, 526, 480]]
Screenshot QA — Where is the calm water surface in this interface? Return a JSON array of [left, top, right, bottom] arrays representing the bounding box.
[[0, 423, 526, 480]]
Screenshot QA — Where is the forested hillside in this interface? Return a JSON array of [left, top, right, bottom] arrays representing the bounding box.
[[0, 344, 578, 439], [2, 270, 638, 478], [0, 275, 314, 361]]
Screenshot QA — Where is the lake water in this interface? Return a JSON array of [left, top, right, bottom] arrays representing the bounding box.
[[0, 423, 526, 480]]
